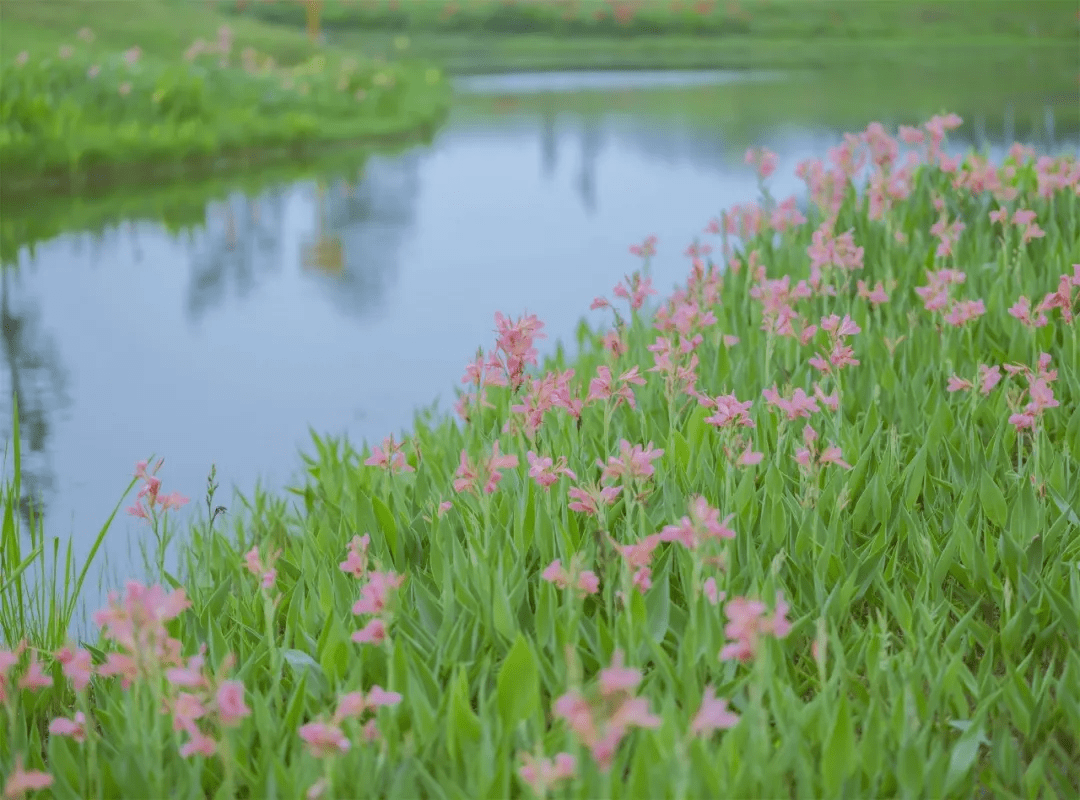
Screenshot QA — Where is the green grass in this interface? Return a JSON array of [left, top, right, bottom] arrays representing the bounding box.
[[0, 0, 329, 64], [0, 0, 450, 193], [0, 400, 138, 652], [229, 0, 1079, 42], [222, 0, 1080, 73], [1, 114, 1079, 797], [453, 67, 1079, 144]]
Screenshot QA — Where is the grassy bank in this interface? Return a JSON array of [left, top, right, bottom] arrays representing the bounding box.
[[3, 114, 1079, 797], [454, 68, 1079, 147], [0, 0, 450, 193], [228, 0, 1078, 42], [221, 0, 1080, 73]]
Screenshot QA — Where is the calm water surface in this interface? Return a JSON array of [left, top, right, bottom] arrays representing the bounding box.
[[3, 69, 1078, 602]]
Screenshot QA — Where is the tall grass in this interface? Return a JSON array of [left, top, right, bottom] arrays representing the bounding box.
[[0, 400, 137, 651]]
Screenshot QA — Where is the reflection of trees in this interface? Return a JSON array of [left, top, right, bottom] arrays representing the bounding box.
[[577, 118, 603, 214], [186, 190, 287, 322], [0, 267, 69, 526], [299, 152, 422, 320], [540, 104, 559, 178]]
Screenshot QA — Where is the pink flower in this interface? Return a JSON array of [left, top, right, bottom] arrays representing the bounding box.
[[334, 692, 367, 722], [659, 496, 735, 550], [339, 534, 370, 578], [17, 654, 52, 692], [628, 234, 657, 259], [517, 751, 576, 796], [3, 757, 53, 798], [351, 571, 405, 617], [611, 272, 657, 311], [453, 441, 519, 495], [242, 545, 281, 590], [351, 618, 387, 645], [1007, 296, 1048, 328], [703, 577, 724, 606], [492, 311, 546, 389], [567, 483, 621, 516], [54, 645, 93, 692], [736, 443, 764, 466], [215, 680, 251, 726], [719, 591, 792, 663], [364, 434, 415, 474], [180, 731, 217, 759], [690, 686, 740, 737], [947, 375, 973, 392], [598, 650, 641, 696], [745, 146, 779, 180], [127, 459, 188, 519], [598, 439, 664, 485], [701, 393, 754, 429], [526, 451, 576, 489], [542, 558, 600, 597], [48, 711, 87, 743], [586, 365, 646, 410], [979, 364, 1002, 395], [172, 692, 208, 734], [366, 685, 402, 708], [762, 386, 819, 420], [577, 570, 600, 595], [298, 722, 351, 758]]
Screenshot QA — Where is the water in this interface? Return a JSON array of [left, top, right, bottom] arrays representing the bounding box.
[[2, 67, 1078, 606]]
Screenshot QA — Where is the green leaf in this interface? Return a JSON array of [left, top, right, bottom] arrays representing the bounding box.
[[944, 721, 986, 795], [978, 470, 1007, 527], [371, 494, 399, 563], [733, 468, 755, 519], [903, 445, 927, 510], [495, 633, 540, 729], [447, 668, 482, 762], [897, 741, 924, 798], [645, 567, 671, 644], [822, 692, 856, 795], [672, 430, 691, 476]]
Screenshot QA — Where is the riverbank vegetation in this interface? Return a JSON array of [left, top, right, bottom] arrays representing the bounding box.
[[224, 0, 1080, 73], [0, 0, 450, 193], [2, 113, 1078, 797]]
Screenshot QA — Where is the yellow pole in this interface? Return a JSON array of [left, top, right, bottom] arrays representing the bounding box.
[[305, 0, 323, 43]]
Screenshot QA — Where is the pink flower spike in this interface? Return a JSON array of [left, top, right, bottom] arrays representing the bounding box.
[[298, 722, 351, 758], [216, 680, 251, 726], [180, 731, 217, 759], [54, 645, 93, 692], [17, 654, 52, 691], [352, 619, 387, 645], [577, 571, 600, 595], [703, 577, 724, 606], [48, 711, 87, 743], [366, 685, 403, 708], [691, 686, 740, 738], [541, 560, 569, 588], [599, 650, 641, 696], [3, 758, 54, 797], [947, 375, 973, 392]]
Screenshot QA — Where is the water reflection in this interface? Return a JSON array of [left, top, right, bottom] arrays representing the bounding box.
[[0, 71, 1076, 589], [455, 69, 784, 95], [578, 119, 603, 214], [300, 151, 423, 321], [188, 192, 285, 322], [0, 267, 69, 526]]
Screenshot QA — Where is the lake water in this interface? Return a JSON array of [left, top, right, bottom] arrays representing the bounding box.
[[2, 67, 1078, 608]]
